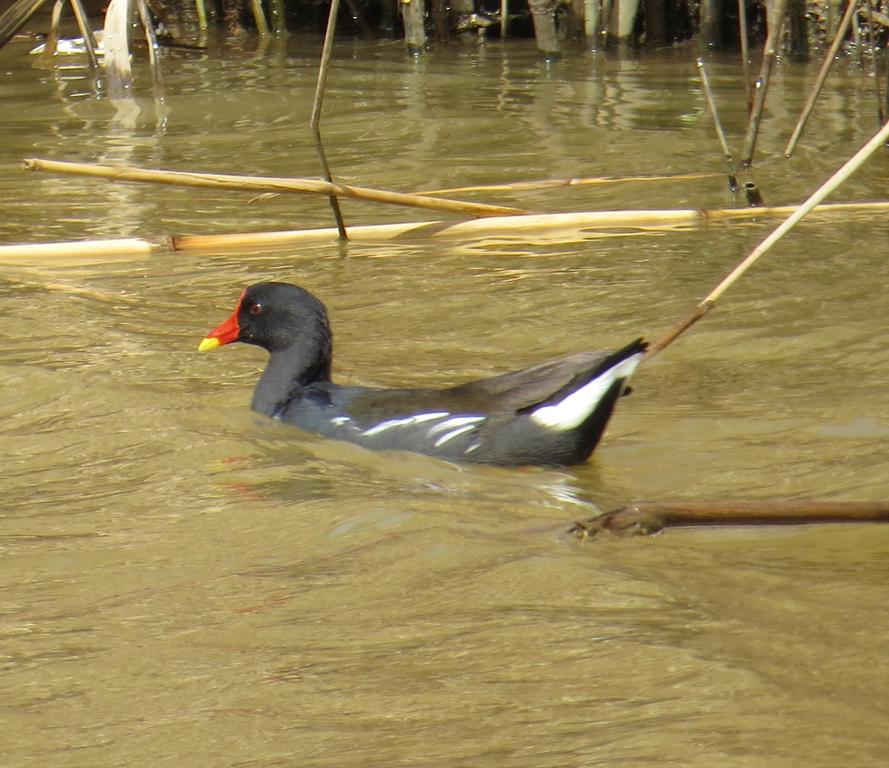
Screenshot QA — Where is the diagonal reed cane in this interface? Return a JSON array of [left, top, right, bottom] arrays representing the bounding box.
[[644, 117, 889, 361]]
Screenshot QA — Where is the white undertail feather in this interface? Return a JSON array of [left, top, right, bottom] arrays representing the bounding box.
[[529, 353, 643, 431]]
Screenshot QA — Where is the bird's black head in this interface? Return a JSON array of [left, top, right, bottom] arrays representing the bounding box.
[[200, 282, 332, 357]]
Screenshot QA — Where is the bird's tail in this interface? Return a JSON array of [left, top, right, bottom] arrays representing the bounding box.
[[527, 338, 647, 432]]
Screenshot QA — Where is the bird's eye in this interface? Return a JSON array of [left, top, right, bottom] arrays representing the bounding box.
[[248, 302, 263, 316]]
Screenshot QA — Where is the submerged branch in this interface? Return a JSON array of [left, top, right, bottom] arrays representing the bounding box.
[[569, 500, 889, 539]]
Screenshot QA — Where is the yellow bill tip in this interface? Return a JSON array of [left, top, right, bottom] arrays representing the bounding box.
[[198, 337, 221, 352]]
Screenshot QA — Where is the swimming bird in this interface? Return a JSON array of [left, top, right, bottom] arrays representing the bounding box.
[[199, 282, 646, 466]]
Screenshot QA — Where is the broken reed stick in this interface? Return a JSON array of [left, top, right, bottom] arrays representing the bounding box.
[[744, 181, 764, 206], [568, 500, 889, 538], [250, 0, 270, 35], [3, 201, 887, 263], [644, 116, 889, 360], [310, 0, 347, 239], [740, 0, 788, 167], [21, 158, 529, 218], [135, 0, 163, 89], [695, 58, 739, 192], [416, 172, 719, 196], [784, 0, 858, 158], [68, 0, 98, 69], [41, 0, 64, 61]]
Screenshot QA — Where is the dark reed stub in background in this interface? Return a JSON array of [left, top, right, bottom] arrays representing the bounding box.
[[745, 182, 764, 207]]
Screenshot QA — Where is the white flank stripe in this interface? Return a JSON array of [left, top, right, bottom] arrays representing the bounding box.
[[433, 424, 478, 447], [530, 354, 642, 431], [362, 411, 449, 437], [331, 416, 352, 426], [427, 416, 485, 436]]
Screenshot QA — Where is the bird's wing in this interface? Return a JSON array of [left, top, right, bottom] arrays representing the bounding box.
[[446, 350, 616, 413], [330, 340, 645, 424]]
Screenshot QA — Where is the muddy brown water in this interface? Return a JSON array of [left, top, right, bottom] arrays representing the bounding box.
[[2, 35, 889, 766]]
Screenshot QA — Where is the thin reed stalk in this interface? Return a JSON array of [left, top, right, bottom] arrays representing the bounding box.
[[784, 0, 858, 158], [268, 0, 286, 34], [738, 0, 753, 112], [696, 58, 738, 192], [136, 0, 163, 88], [195, 0, 208, 29], [598, 0, 611, 45], [740, 0, 788, 167], [311, 0, 347, 238], [69, 0, 98, 68], [569, 500, 889, 538], [22, 158, 530, 218], [250, 0, 269, 35], [862, 0, 885, 124], [0, 0, 50, 50], [646, 117, 889, 360]]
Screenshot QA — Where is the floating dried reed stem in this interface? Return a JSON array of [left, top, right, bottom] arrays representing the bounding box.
[[417, 172, 718, 196], [22, 158, 530, 218], [3, 201, 886, 264]]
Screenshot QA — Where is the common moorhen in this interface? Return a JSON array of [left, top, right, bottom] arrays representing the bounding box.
[[199, 282, 646, 466]]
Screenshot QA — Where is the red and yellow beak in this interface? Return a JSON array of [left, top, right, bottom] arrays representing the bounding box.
[[199, 292, 244, 351]]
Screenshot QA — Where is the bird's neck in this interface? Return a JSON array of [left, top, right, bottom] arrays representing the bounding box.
[[251, 335, 332, 417]]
